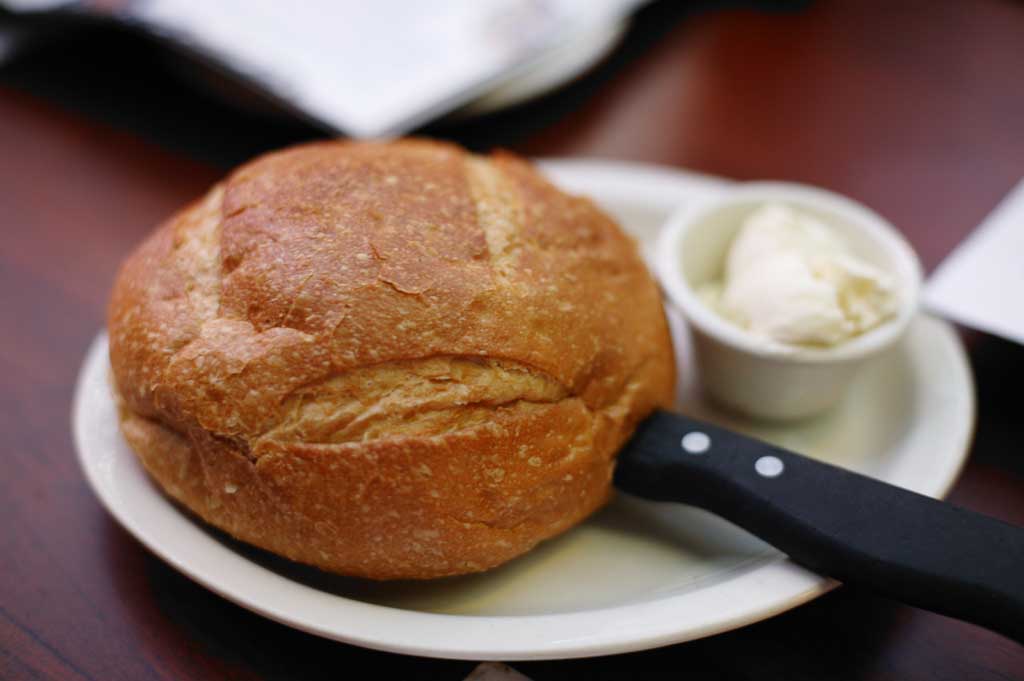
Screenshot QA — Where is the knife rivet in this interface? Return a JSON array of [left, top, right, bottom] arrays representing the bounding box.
[[681, 431, 711, 454], [755, 456, 785, 478]]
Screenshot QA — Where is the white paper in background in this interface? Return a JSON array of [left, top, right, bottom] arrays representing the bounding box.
[[131, 0, 646, 138], [924, 179, 1024, 345]]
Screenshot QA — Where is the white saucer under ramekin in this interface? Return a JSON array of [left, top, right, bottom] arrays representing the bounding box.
[[73, 159, 974, 661]]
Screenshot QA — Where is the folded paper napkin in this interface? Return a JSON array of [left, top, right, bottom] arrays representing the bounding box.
[[925, 179, 1024, 345]]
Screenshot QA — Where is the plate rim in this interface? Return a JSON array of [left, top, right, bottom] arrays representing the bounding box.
[[455, 19, 629, 118], [73, 159, 975, 660]]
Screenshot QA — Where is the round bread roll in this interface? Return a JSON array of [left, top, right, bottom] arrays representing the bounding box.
[[108, 139, 675, 579]]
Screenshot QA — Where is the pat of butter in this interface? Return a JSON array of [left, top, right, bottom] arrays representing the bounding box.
[[699, 203, 897, 346]]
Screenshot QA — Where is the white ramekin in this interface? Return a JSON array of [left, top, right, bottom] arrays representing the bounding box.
[[657, 181, 923, 421]]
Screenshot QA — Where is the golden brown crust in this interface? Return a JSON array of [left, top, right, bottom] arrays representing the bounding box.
[[108, 139, 675, 579]]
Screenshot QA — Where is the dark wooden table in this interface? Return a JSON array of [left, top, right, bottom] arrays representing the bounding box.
[[2, 1, 1023, 679]]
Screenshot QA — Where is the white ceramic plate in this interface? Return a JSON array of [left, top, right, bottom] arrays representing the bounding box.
[[454, 20, 628, 117], [73, 159, 974, 661]]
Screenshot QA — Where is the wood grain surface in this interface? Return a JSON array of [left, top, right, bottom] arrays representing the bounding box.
[[1, 0, 1022, 679]]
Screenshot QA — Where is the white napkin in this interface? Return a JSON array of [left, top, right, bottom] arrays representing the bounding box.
[[130, 0, 645, 138], [924, 179, 1024, 345]]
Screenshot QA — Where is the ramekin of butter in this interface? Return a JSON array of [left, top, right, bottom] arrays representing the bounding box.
[[657, 182, 923, 420]]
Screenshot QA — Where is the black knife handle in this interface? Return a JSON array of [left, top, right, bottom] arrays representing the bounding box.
[[614, 411, 1024, 642]]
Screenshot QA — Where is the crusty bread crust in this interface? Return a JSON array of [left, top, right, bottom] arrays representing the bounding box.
[[108, 139, 675, 579]]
